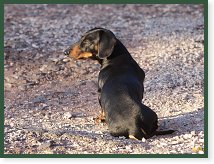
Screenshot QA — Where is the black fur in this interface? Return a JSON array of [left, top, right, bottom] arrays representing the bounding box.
[[65, 28, 175, 139]]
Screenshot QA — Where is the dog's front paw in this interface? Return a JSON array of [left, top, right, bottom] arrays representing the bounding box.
[[94, 111, 106, 124]]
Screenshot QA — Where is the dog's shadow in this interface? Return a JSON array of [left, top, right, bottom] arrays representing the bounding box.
[[157, 107, 204, 137]]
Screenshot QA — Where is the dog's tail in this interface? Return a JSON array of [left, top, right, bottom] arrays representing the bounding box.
[[155, 130, 175, 136]]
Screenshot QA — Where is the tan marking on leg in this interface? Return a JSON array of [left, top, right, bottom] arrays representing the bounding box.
[[129, 135, 138, 140], [94, 111, 105, 124]]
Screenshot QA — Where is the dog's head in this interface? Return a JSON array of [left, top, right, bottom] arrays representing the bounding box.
[[64, 28, 116, 60]]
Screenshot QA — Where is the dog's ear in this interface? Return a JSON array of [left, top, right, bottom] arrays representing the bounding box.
[[97, 30, 116, 59]]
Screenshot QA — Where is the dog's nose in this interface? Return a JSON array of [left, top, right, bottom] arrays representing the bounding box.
[[64, 49, 70, 55]]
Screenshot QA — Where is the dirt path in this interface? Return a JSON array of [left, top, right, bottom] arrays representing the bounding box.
[[4, 4, 204, 154]]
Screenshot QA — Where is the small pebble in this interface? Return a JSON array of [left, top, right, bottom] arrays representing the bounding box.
[[63, 112, 72, 119], [38, 141, 51, 150], [160, 142, 168, 146], [142, 138, 146, 142]]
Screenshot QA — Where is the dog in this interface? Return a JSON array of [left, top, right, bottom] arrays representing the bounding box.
[[64, 27, 174, 139]]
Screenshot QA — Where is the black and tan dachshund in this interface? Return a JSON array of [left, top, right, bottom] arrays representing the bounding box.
[[64, 27, 174, 139]]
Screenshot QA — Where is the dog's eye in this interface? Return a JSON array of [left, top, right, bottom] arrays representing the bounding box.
[[89, 44, 95, 50], [82, 40, 94, 49], [82, 40, 90, 44], [80, 41, 87, 47]]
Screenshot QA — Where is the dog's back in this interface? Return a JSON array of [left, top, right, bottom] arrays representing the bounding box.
[[98, 40, 150, 139]]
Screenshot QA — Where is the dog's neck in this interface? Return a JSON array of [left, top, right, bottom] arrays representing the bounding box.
[[100, 39, 133, 68], [109, 39, 130, 59]]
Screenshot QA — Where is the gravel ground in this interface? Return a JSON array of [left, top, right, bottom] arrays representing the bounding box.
[[4, 4, 204, 154]]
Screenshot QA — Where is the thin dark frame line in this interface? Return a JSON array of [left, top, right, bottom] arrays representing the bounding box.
[[1, 0, 208, 158]]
